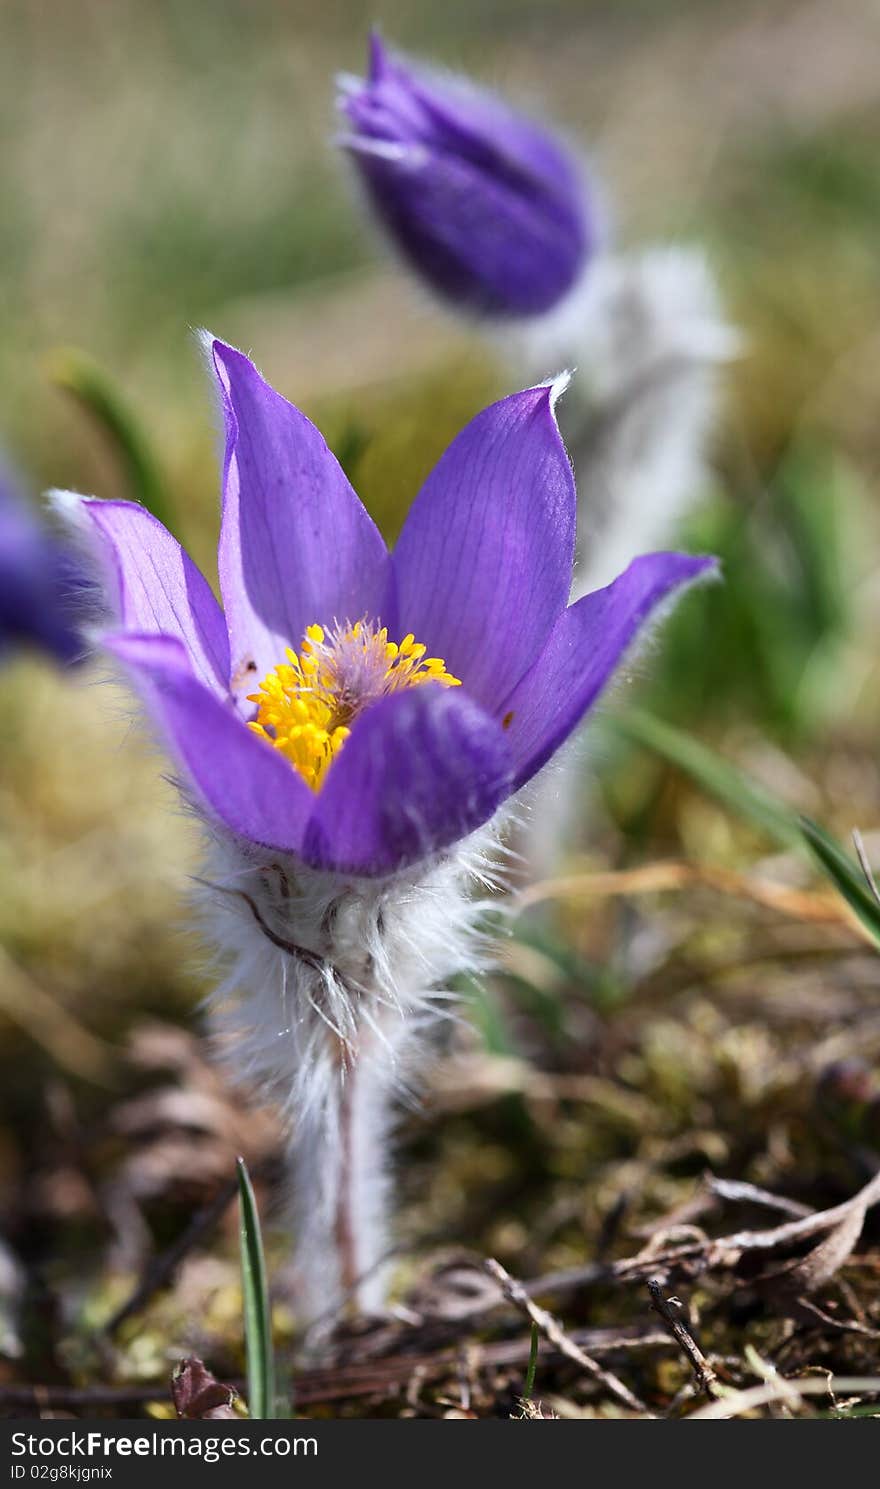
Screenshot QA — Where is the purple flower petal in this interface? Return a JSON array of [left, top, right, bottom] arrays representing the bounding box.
[[501, 553, 718, 789], [83, 499, 229, 696], [302, 685, 512, 876], [392, 382, 575, 714], [210, 339, 389, 696], [107, 631, 312, 852]]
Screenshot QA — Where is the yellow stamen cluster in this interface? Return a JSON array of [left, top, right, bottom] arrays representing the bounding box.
[[247, 620, 461, 791]]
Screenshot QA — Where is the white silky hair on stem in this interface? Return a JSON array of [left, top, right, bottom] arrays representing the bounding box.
[[196, 817, 509, 1330], [502, 246, 738, 880], [510, 246, 738, 596]]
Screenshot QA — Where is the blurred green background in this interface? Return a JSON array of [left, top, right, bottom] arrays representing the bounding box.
[[2, 0, 880, 1406]]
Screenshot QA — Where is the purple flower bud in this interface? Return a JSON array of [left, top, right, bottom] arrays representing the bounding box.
[[338, 34, 595, 318], [0, 463, 89, 666]]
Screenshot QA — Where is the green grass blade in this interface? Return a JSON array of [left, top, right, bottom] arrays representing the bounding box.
[[236, 1156, 275, 1419], [800, 818, 880, 947], [48, 346, 174, 528], [523, 1322, 539, 1401], [607, 708, 880, 947], [606, 706, 802, 849]]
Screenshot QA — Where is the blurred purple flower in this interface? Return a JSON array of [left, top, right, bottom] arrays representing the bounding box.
[[75, 338, 713, 877], [337, 34, 595, 318], [0, 462, 87, 666]]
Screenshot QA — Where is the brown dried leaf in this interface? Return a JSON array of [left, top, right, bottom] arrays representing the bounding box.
[[712, 1166, 880, 1260], [771, 1197, 869, 1295], [171, 1356, 238, 1419]]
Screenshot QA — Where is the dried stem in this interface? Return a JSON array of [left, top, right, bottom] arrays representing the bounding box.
[[647, 1278, 720, 1400], [484, 1257, 650, 1415]]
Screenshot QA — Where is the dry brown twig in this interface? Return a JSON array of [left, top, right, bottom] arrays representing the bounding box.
[[515, 861, 863, 931], [453, 1168, 880, 1325], [687, 1375, 880, 1422], [484, 1257, 650, 1416], [0, 1326, 672, 1413], [705, 1176, 814, 1219], [767, 1194, 871, 1296], [647, 1278, 721, 1400], [708, 1166, 880, 1264]]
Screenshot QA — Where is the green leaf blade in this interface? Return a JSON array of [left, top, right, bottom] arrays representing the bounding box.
[[800, 819, 880, 948], [606, 706, 802, 849], [49, 346, 174, 528], [236, 1156, 275, 1420]]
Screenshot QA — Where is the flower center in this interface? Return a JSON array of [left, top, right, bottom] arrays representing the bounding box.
[[247, 620, 461, 791]]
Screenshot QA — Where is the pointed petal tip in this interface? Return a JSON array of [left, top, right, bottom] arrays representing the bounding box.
[[691, 552, 722, 589], [368, 28, 389, 83], [194, 330, 242, 405], [510, 372, 575, 469], [193, 326, 222, 374], [45, 487, 91, 532], [201, 335, 258, 444], [196, 332, 264, 394], [545, 368, 573, 413], [667, 550, 721, 582], [613, 549, 722, 599], [203, 333, 247, 377], [500, 373, 573, 420], [511, 371, 574, 421], [335, 132, 417, 164]]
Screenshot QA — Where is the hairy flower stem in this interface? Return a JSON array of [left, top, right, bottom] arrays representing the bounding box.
[[288, 1019, 398, 1328], [201, 828, 505, 1330], [335, 1049, 359, 1301]]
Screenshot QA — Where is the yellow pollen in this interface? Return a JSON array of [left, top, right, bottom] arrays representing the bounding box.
[[247, 619, 461, 791]]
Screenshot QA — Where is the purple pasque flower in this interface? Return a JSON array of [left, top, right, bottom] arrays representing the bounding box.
[[0, 461, 87, 666], [338, 34, 595, 318], [79, 337, 714, 878]]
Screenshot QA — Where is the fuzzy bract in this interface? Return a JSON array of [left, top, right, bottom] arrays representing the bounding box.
[[338, 34, 595, 318], [515, 246, 740, 595], [199, 818, 505, 1318]]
